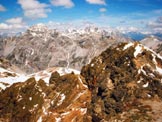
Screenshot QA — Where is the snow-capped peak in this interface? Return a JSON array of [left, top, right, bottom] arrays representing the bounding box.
[[28, 23, 49, 33]]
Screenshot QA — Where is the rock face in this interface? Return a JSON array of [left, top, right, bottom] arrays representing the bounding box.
[[0, 58, 11, 69], [140, 36, 162, 53], [0, 71, 91, 122], [81, 42, 162, 121], [156, 44, 162, 56], [0, 24, 131, 74]]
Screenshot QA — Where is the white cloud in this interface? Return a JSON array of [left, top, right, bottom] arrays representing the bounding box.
[[86, 0, 106, 5], [0, 23, 10, 30], [147, 16, 162, 33], [0, 17, 28, 34], [116, 26, 139, 33], [157, 16, 162, 23], [99, 8, 106, 12], [0, 4, 6, 11], [0, 22, 27, 31], [50, 0, 74, 8], [18, 0, 51, 19], [6, 17, 23, 24], [147, 21, 162, 28]]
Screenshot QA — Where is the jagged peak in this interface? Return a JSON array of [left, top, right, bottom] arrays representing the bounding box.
[[123, 42, 162, 59], [28, 23, 49, 32]]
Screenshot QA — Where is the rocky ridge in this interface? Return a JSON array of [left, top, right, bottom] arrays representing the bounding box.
[[81, 42, 162, 121], [0, 66, 91, 122]]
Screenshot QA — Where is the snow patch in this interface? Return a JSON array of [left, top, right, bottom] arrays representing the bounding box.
[[29, 97, 32, 101], [141, 68, 147, 76], [137, 80, 141, 84], [41, 92, 46, 98], [0, 66, 80, 88], [153, 38, 159, 42], [144, 46, 162, 60], [51, 100, 54, 105], [137, 77, 143, 84], [0, 83, 6, 90], [80, 108, 87, 114], [42, 106, 48, 115], [61, 111, 70, 116], [37, 116, 42, 122], [57, 94, 66, 106], [74, 90, 87, 102], [34, 83, 42, 92], [151, 54, 162, 74], [143, 82, 149, 88], [149, 73, 155, 78], [134, 44, 143, 57], [57, 67, 80, 76], [43, 77, 50, 83], [123, 43, 134, 50], [34, 104, 38, 108], [138, 69, 141, 74], [147, 94, 151, 98], [34, 75, 42, 82], [0, 74, 29, 87], [17, 94, 23, 102], [91, 63, 94, 67], [0, 67, 14, 74], [156, 66, 162, 74], [78, 76, 88, 88], [55, 117, 61, 122]]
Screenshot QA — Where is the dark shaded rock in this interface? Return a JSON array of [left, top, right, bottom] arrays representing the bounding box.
[[49, 71, 60, 84], [81, 42, 162, 121], [0, 78, 46, 122], [156, 44, 162, 56]]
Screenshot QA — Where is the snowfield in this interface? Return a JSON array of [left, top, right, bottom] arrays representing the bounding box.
[[0, 67, 80, 90]]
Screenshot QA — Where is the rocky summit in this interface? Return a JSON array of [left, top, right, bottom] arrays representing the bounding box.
[[81, 42, 162, 122], [0, 42, 162, 122], [0, 67, 91, 122]]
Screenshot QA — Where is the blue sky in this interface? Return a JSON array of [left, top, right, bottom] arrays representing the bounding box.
[[0, 0, 162, 34]]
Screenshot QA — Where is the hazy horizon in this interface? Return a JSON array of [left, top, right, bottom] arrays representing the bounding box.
[[0, 0, 162, 34]]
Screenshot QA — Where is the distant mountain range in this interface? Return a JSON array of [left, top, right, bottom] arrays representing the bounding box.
[[123, 32, 162, 41], [0, 24, 131, 74], [0, 24, 162, 74], [1, 23, 162, 41]]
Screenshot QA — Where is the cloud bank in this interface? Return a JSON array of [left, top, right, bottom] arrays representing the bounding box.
[[86, 0, 106, 5], [0, 17, 28, 34], [18, 0, 51, 19], [50, 0, 74, 8]]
